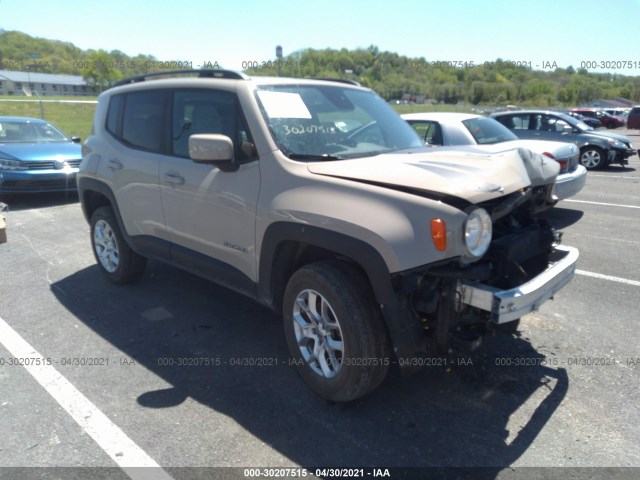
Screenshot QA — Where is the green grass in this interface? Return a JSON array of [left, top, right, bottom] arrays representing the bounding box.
[[390, 104, 476, 115], [0, 96, 97, 141], [0, 96, 479, 143]]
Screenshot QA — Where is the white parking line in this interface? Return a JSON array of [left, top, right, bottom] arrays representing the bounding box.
[[564, 199, 640, 209], [576, 270, 640, 287], [589, 174, 638, 179], [0, 316, 174, 480]]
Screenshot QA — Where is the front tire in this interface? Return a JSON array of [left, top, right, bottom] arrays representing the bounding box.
[[283, 261, 390, 402], [90, 206, 146, 283], [580, 146, 606, 170]]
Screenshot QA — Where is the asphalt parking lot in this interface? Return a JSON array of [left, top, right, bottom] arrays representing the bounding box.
[[1, 131, 640, 480]]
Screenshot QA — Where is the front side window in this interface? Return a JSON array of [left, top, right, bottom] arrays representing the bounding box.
[[255, 84, 422, 160], [171, 89, 257, 162], [499, 114, 530, 130], [545, 116, 572, 132], [407, 121, 443, 145]]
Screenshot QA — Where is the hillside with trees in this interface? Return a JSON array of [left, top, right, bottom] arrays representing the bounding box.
[[245, 46, 640, 107], [0, 30, 164, 89], [2, 30, 640, 105]]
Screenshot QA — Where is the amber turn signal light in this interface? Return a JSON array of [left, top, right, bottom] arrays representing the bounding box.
[[431, 218, 446, 251]]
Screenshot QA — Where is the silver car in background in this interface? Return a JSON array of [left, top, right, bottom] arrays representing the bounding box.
[[402, 112, 587, 200]]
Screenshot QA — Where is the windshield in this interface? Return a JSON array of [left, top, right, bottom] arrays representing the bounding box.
[[255, 84, 423, 159], [0, 120, 70, 143], [461, 116, 518, 144]]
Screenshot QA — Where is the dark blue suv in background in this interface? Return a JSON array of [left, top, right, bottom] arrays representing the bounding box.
[[491, 110, 637, 170]]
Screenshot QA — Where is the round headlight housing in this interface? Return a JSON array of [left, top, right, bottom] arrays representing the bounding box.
[[463, 207, 492, 260]]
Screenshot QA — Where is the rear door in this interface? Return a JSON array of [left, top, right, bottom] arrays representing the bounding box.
[[101, 90, 167, 240]]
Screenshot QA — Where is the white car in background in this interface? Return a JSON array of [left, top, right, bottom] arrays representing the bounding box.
[[402, 112, 587, 200]]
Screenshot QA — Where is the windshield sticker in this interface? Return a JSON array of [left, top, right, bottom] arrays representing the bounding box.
[[257, 91, 312, 119]]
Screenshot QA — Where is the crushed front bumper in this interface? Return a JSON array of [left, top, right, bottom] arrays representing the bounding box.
[[458, 245, 579, 324], [610, 147, 636, 165]]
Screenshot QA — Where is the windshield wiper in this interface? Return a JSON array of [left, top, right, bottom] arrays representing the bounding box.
[[288, 153, 344, 161]]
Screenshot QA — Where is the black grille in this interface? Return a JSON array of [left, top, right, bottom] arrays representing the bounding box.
[[486, 223, 554, 288], [1, 176, 77, 190]]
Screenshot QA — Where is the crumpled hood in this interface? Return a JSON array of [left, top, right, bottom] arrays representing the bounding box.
[[0, 142, 81, 162], [307, 148, 557, 204]]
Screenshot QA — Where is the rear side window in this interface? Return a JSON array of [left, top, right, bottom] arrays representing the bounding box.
[[120, 91, 166, 153]]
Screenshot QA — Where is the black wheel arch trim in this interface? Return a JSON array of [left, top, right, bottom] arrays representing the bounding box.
[[259, 222, 427, 366], [259, 222, 395, 305], [78, 177, 169, 260], [78, 177, 119, 224]]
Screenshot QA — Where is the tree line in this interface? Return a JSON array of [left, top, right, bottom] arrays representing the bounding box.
[[245, 46, 640, 107], [2, 30, 640, 106]]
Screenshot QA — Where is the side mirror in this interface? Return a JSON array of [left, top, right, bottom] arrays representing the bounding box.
[[189, 134, 238, 171], [71, 136, 82, 143], [562, 125, 573, 134]]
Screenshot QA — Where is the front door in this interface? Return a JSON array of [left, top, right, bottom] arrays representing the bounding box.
[[159, 89, 260, 283]]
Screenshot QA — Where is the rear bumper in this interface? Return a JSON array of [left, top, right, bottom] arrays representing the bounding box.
[[458, 245, 579, 324], [554, 165, 587, 200]]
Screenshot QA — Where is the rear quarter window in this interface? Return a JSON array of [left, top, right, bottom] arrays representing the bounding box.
[[105, 94, 123, 135]]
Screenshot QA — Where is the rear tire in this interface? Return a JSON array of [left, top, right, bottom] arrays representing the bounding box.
[[283, 261, 390, 402], [90, 206, 146, 283]]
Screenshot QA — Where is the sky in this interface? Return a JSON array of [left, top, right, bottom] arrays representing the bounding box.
[[1, 0, 640, 75]]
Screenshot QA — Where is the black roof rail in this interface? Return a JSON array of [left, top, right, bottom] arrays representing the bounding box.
[[113, 69, 249, 87], [313, 78, 361, 87]]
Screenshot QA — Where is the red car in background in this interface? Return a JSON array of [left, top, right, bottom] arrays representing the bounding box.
[[571, 108, 625, 129], [627, 106, 640, 129]]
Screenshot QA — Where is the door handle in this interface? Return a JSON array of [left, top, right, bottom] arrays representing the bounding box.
[[107, 159, 123, 170], [163, 173, 185, 186]]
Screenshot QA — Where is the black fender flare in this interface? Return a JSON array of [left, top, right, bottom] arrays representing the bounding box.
[[259, 222, 427, 364]]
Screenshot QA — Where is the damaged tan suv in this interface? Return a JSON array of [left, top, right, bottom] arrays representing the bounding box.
[[78, 70, 579, 401]]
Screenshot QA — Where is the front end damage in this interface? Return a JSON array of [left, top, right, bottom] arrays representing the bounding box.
[[394, 185, 578, 361]]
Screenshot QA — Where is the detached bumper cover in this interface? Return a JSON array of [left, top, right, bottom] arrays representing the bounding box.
[[625, 148, 638, 159], [611, 147, 636, 164], [459, 245, 579, 324]]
